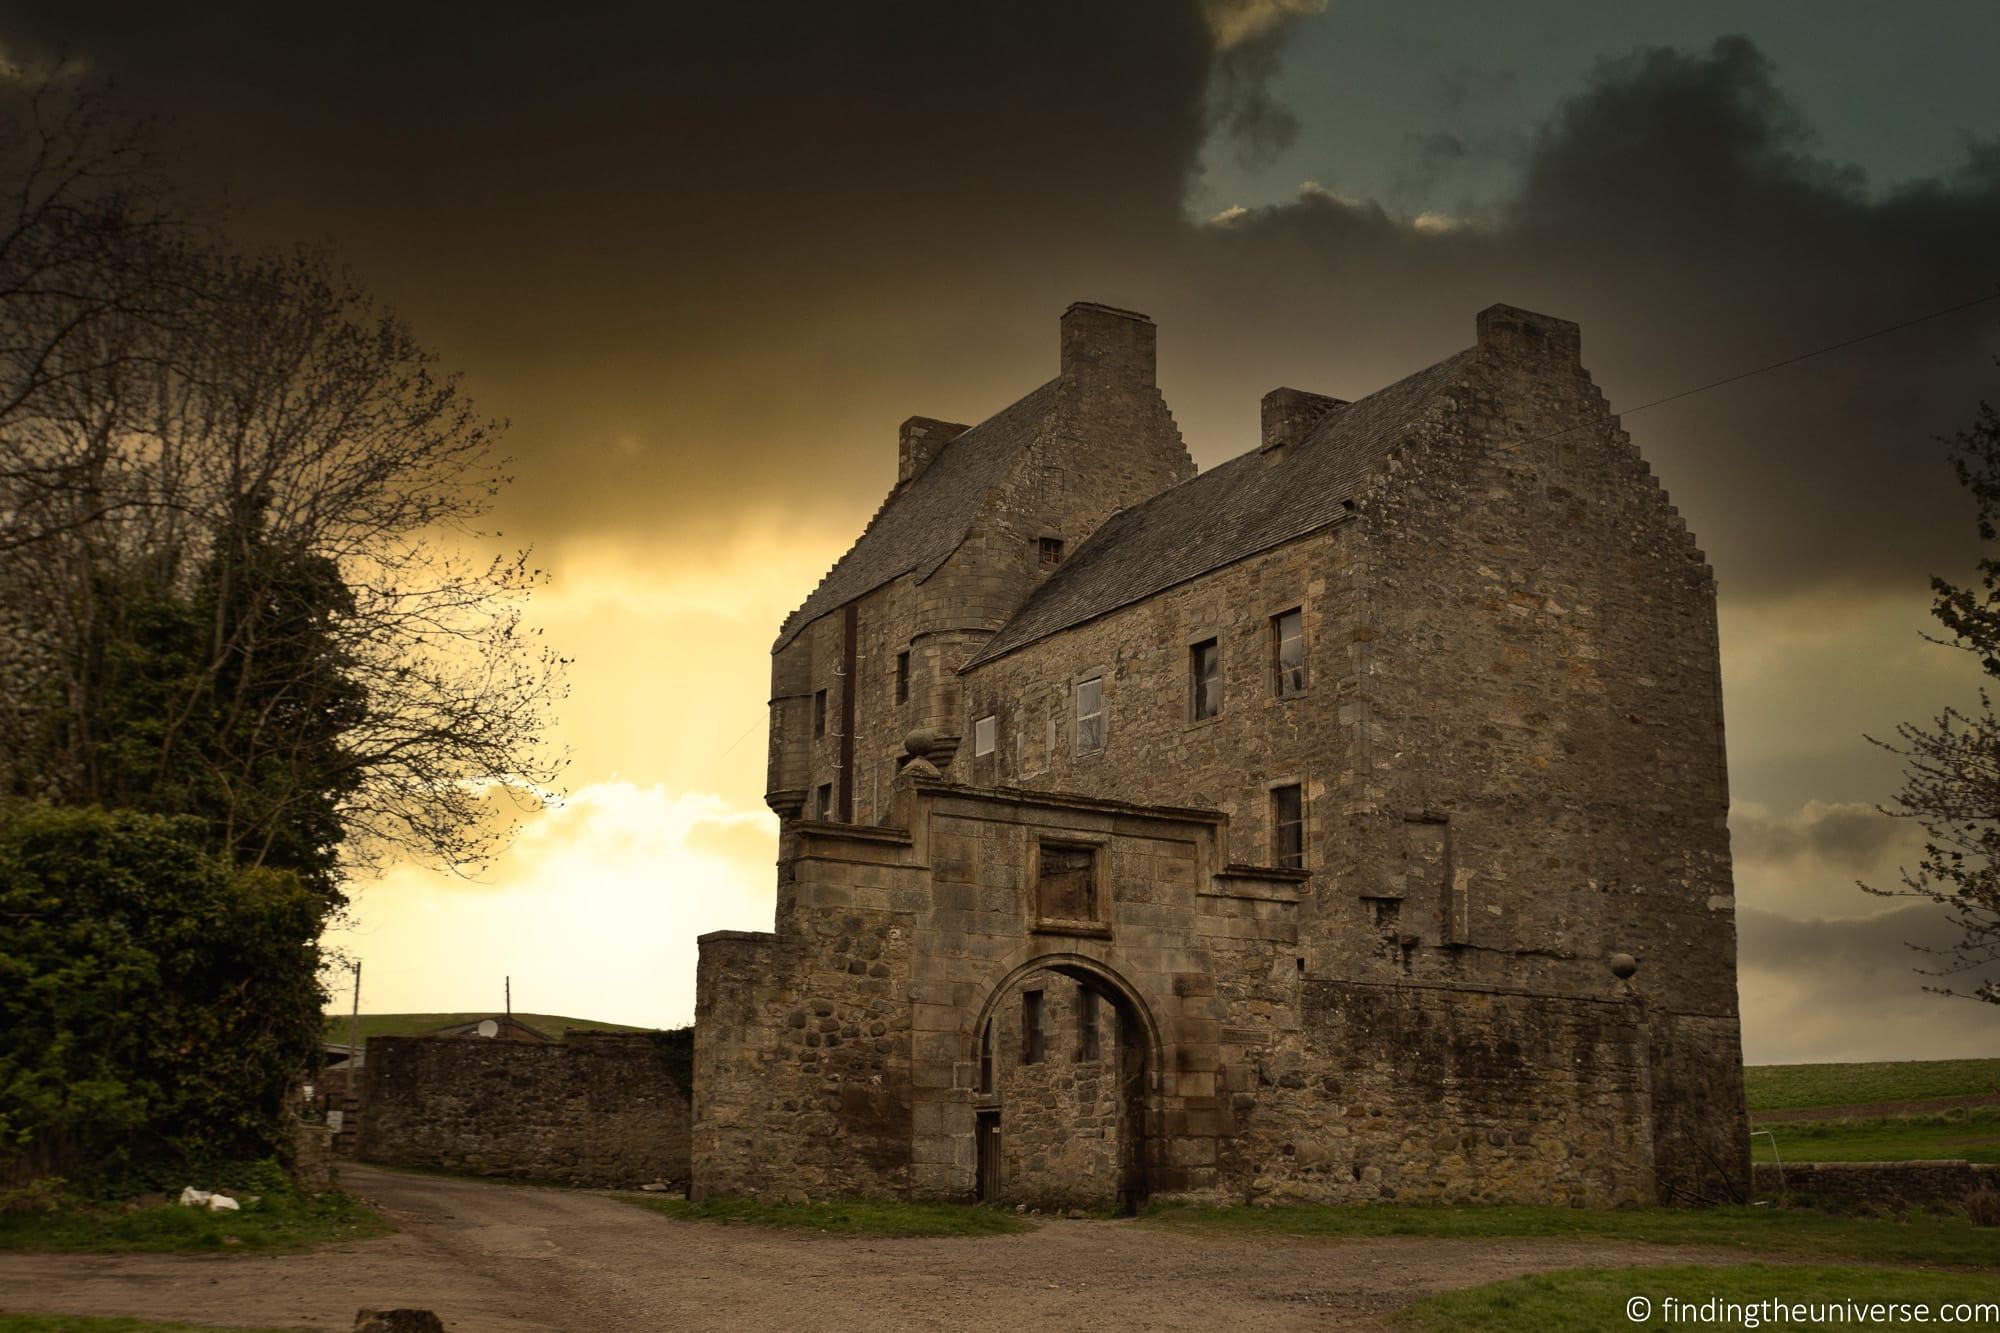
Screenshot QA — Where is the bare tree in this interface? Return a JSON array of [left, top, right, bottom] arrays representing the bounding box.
[[0, 79, 566, 886], [1866, 383, 2000, 1004]]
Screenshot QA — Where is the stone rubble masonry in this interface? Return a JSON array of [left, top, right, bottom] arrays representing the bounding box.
[[1755, 1160, 2000, 1210], [702, 302, 1750, 1209], [360, 1032, 690, 1188]]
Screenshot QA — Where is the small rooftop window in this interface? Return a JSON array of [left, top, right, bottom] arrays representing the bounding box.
[[1039, 536, 1065, 567]]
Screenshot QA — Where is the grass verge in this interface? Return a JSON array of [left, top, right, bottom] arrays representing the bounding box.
[[0, 1189, 389, 1254], [0, 1312, 310, 1320], [1757, 1106, 2000, 1165], [1144, 1201, 2000, 1267], [628, 1194, 1029, 1237], [1398, 1263, 2000, 1332], [1746, 1060, 2000, 1114]]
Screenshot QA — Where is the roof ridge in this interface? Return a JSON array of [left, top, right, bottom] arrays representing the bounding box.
[[773, 377, 1063, 650], [963, 348, 1476, 667]]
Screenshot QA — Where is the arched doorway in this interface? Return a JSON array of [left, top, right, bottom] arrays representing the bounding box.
[[969, 955, 1160, 1214]]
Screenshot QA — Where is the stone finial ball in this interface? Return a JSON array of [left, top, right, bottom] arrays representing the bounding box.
[[1609, 952, 1638, 980], [902, 727, 935, 759]]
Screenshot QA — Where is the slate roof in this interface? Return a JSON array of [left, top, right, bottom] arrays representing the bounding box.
[[775, 379, 1063, 649], [964, 349, 1475, 667]]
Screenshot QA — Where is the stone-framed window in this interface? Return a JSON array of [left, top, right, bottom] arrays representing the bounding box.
[[1273, 607, 1307, 698], [1032, 839, 1107, 934], [979, 1019, 994, 1093], [1190, 637, 1221, 721], [1022, 989, 1045, 1065], [1271, 783, 1304, 869], [1077, 988, 1101, 1062], [814, 782, 834, 820], [813, 688, 829, 737], [895, 650, 910, 704], [1039, 536, 1065, 567], [1075, 676, 1105, 755], [974, 713, 997, 757]]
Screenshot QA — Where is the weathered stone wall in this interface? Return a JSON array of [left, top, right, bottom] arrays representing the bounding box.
[[695, 782, 1305, 1205], [1279, 980, 1653, 1206], [944, 307, 1747, 1203], [1757, 1160, 2000, 1209], [720, 302, 1750, 1210], [292, 1118, 335, 1193], [988, 971, 1127, 1210], [766, 303, 1194, 824], [360, 1033, 690, 1188]]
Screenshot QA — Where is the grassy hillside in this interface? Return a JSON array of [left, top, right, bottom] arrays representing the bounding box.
[[1754, 1105, 2000, 1164], [321, 1011, 652, 1046], [1744, 1058, 2000, 1113]]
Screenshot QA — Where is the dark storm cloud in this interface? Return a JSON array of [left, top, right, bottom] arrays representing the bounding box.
[[1195, 36, 2000, 603], [1208, 25, 1305, 167], [4, 12, 1994, 606], [0, 0, 1220, 538]]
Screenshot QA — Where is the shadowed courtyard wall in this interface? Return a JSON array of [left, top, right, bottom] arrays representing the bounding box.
[[360, 1032, 691, 1187]]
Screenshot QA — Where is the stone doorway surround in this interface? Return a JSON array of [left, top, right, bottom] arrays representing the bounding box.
[[959, 951, 1163, 1211]]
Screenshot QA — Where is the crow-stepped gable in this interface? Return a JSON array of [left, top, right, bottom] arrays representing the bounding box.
[[693, 301, 1748, 1210]]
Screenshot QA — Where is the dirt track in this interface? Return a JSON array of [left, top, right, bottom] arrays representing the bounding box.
[[0, 1164, 1770, 1331]]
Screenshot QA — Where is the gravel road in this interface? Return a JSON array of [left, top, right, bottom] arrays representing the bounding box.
[[0, 1164, 1762, 1331]]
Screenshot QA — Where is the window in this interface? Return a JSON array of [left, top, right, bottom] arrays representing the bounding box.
[[895, 651, 910, 704], [1039, 536, 1065, 567], [1022, 990, 1045, 1064], [979, 1020, 994, 1094], [1273, 608, 1306, 697], [974, 713, 997, 757], [1078, 989, 1100, 1061], [1190, 638, 1221, 720], [1075, 677, 1104, 754], [813, 688, 828, 737], [814, 782, 834, 820], [1272, 783, 1304, 869], [1037, 842, 1096, 922]]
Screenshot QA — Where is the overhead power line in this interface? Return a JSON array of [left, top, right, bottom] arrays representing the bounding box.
[[1615, 288, 2000, 418]]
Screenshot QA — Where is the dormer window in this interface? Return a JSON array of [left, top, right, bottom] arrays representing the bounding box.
[[1039, 536, 1065, 567]]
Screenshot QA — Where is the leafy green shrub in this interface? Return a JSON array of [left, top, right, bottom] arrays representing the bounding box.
[[0, 803, 331, 1193]]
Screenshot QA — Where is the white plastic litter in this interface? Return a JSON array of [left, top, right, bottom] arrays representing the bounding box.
[[177, 1186, 241, 1211]]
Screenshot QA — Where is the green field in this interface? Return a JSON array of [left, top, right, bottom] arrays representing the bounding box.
[[1398, 1264, 2000, 1333], [320, 1011, 649, 1046], [1756, 1105, 2000, 1165], [631, 1194, 1030, 1237], [1745, 1059, 2000, 1114], [1143, 1201, 2000, 1267]]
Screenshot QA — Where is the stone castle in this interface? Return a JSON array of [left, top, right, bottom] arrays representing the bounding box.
[[692, 301, 1749, 1211]]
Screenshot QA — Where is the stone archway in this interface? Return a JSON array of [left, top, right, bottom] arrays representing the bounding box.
[[969, 954, 1162, 1214]]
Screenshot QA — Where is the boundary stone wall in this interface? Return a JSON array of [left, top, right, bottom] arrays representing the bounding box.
[[1756, 1160, 2000, 1209], [360, 1032, 690, 1187]]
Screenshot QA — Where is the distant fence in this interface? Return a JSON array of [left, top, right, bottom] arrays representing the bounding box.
[[1755, 1160, 1999, 1208], [360, 1031, 691, 1188]]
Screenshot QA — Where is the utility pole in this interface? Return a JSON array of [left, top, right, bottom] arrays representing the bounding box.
[[505, 974, 511, 1018], [348, 959, 362, 1065]]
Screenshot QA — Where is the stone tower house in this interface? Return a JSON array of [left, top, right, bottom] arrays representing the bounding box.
[[694, 301, 1749, 1210]]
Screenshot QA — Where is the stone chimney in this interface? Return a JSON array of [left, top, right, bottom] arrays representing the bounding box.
[[898, 416, 969, 484], [1260, 387, 1346, 455], [1060, 302, 1156, 397], [1476, 304, 1581, 364]]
